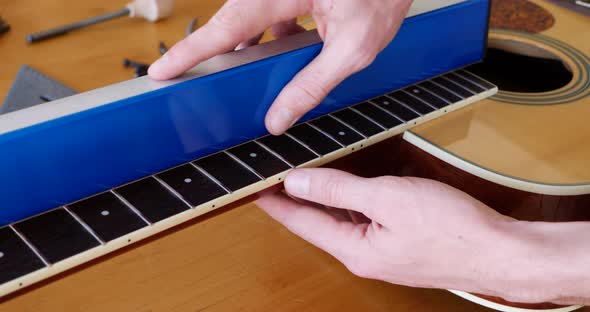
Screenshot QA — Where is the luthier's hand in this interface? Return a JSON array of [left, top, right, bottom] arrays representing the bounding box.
[[255, 168, 590, 305], [148, 0, 414, 135]]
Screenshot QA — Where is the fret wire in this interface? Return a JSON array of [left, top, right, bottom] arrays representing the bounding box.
[[401, 89, 438, 110], [152, 175, 195, 209], [306, 123, 346, 147], [327, 114, 368, 139], [365, 100, 408, 123], [415, 85, 452, 104], [223, 151, 265, 180], [63, 206, 106, 245], [348, 107, 388, 130], [283, 132, 321, 158], [189, 163, 233, 194], [454, 70, 491, 90], [253, 140, 295, 168], [384, 95, 424, 117], [439, 76, 476, 95], [428, 79, 466, 99], [110, 190, 152, 226], [460, 69, 495, 86], [9, 225, 50, 266]]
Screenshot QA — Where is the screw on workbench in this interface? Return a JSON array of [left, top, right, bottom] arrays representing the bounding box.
[[186, 17, 198, 36], [0, 17, 10, 35], [123, 58, 149, 77], [159, 41, 168, 54]]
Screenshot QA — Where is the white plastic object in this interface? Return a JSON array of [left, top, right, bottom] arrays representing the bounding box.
[[127, 0, 174, 22]]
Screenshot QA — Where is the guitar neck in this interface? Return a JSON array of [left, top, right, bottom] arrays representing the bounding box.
[[0, 69, 497, 297]]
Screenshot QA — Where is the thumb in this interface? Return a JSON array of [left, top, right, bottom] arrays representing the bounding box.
[[255, 190, 371, 265], [283, 168, 388, 224]]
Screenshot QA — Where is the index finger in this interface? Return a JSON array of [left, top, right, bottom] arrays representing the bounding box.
[[148, 0, 311, 80]]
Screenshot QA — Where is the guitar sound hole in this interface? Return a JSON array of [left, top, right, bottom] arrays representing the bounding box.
[[466, 48, 572, 93]]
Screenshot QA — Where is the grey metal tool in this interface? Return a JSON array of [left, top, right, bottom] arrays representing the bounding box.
[[186, 17, 198, 36], [26, 9, 130, 43], [1, 65, 77, 114], [26, 0, 174, 44]]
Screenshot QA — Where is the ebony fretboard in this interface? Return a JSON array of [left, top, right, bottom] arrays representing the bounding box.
[[0, 69, 497, 296]]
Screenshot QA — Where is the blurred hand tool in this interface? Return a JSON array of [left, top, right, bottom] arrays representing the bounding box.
[[26, 0, 174, 44]]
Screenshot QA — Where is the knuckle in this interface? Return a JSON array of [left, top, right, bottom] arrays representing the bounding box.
[[316, 174, 344, 206], [209, 4, 246, 41], [373, 176, 415, 191], [287, 76, 330, 113], [371, 176, 416, 201], [343, 255, 375, 279]]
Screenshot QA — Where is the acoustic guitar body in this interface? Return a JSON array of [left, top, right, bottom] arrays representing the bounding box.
[[358, 0, 589, 310]]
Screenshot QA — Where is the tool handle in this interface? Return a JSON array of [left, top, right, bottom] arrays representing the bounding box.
[[26, 8, 130, 44]]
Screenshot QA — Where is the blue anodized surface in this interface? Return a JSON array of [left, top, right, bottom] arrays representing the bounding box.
[[0, 0, 490, 225]]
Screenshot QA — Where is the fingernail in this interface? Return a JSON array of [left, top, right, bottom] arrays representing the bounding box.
[[285, 170, 310, 197], [270, 108, 295, 134]]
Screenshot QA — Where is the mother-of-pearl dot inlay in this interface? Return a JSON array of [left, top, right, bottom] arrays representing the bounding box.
[[184, 178, 192, 183], [0, 251, 4, 258], [338, 131, 346, 136], [101, 210, 110, 216], [249, 153, 257, 158], [413, 89, 420, 93], [383, 100, 390, 105]]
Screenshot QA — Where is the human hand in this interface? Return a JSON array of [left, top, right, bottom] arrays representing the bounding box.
[[148, 0, 414, 135], [255, 168, 518, 296]]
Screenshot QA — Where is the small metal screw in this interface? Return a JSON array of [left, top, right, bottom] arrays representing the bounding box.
[[159, 41, 168, 55], [123, 58, 149, 77]]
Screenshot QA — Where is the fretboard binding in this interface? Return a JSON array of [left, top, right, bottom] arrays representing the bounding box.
[[9, 225, 50, 267], [152, 175, 195, 209], [110, 190, 152, 226], [63, 206, 106, 245]]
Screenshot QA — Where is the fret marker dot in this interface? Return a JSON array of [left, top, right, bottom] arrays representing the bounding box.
[[249, 153, 257, 158], [184, 178, 192, 183], [101, 210, 110, 216], [0, 251, 4, 258], [383, 101, 390, 105], [338, 131, 346, 136], [413, 89, 420, 94]]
